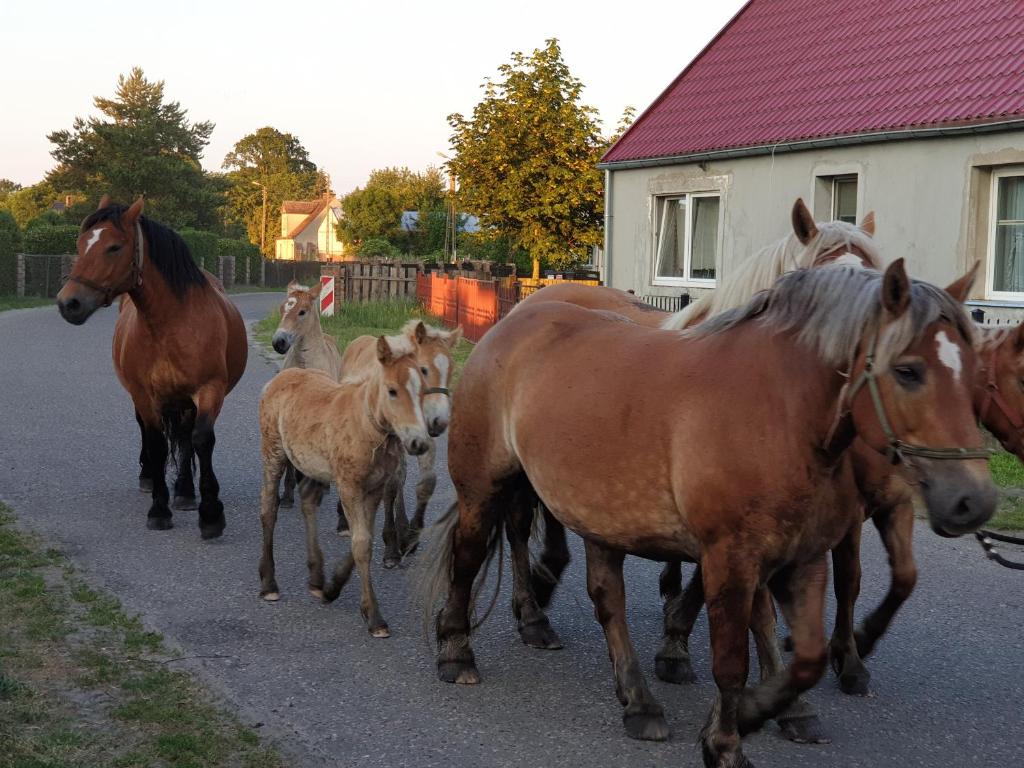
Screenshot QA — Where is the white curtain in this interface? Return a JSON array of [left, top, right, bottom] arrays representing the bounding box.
[[655, 197, 686, 278], [690, 196, 719, 279], [996, 176, 1024, 293]]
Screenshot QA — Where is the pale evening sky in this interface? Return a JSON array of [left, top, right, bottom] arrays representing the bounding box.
[[0, 1, 745, 196]]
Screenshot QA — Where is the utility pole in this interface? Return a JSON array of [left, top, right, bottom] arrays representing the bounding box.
[[252, 180, 269, 285]]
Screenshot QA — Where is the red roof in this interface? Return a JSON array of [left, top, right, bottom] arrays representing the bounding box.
[[603, 0, 1024, 164]]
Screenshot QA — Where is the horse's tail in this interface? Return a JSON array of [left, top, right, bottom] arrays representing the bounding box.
[[417, 502, 504, 642], [660, 294, 711, 330], [161, 403, 196, 472]]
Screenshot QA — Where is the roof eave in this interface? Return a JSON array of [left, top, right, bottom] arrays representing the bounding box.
[[598, 118, 1024, 171]]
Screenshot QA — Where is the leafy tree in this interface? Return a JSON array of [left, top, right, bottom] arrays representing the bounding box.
[[47, 67, 221, 229], [359, 236, 401, 259], [447, 39, 606, 272], [2, 182, 59, 228], [365, 167, 446, 211], [0, 179, 22, 202], [337, 186, 404, 247], [0, 209, 22, 293], [337, 166, 446, 253], [221, 127, 330, 256]]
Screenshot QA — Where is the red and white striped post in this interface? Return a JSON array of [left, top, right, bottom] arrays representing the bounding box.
[[320, 275, 336, 317]]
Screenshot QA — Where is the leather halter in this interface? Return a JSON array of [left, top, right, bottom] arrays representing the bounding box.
[[977, 348, 1024, 455], [424, 386, 450, 397], [67, 222, 144, 307], [837, 331, 993, 464]]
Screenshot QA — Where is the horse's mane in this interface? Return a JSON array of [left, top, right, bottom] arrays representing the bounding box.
[[975, 323, 1018, 353], [661, 221, 883, 330], [400, 318, 458, 343], [688, 265, 974, 371], [81, 204, 207, 299], [339, 333, 417, 386]]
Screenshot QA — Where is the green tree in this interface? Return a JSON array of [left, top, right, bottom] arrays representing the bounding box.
[[337, 166, 446, 252], [447, 39, 606, 272], [0, 179, 22, 202], [46, 67, 221, 229], [2, 182, 59, 228], [221, 127, 330, 256]]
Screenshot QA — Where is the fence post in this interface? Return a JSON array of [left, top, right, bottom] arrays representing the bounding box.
[[221, 255, 235, 290], [16, 254, 25, 297]]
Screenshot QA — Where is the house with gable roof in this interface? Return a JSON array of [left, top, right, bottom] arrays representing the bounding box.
[[274, 194, 345, 261], [599, 0, 1024, 316]]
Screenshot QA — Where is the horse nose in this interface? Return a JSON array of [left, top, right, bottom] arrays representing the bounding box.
[[57, 295, 91, 325], [945, 487, 996, 534], [428, 417, 447, 437], [407, 437, 429, 456], [272, 331, 292, 354]]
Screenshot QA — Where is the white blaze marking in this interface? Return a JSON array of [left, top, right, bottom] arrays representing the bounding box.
[[406, 367, 425, 427], [935, 330, 962, 381], [85, 228, 102, 254], [433, 353, 450, 388], [284, 297, 297, 313]]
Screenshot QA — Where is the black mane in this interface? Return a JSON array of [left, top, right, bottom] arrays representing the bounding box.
[[81, 204, 207, 298]]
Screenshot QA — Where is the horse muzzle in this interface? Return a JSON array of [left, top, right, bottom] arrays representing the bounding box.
[[404, 436, 430, 456], [56, 292, 98, 325], [272, 330, 294, 354], [918, 462, 997, 537]]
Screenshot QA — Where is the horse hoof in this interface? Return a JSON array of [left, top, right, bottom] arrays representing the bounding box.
[[336, 528, 351, 539], [655, 656, 697, 684], [146, 516, 173, 531], [437, 660, 480, 685], [139, 477, 154, 493], [778, 715, 830, 744], [308, 588, 324, 600], [838, 669, 871, 696], [369, 624, 391, 638], [382, 556, 400, 570], [200, 522, 225, 540], [261, 591, 280, 602], [518, 620, 563, 650], [173, 496, 198, 511], [623, 710, 670, 742], [278, 497, 294, 509]]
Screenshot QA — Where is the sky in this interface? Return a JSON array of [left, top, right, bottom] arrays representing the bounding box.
[[0, 0, 746, 196]]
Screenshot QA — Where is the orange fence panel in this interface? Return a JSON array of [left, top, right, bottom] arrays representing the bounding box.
[[456, 277, 498, 342]]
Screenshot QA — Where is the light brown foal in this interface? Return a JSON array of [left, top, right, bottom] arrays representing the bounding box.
[[335, 319, 462, 567], [270, 280, 342, 507], [258, 334, 430, 637]]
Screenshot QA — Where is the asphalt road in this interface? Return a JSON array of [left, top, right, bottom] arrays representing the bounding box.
[[1, 293, 1022, 767]]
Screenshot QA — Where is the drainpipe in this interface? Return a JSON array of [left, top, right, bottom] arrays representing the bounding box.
[[603, 168, 613, 287]]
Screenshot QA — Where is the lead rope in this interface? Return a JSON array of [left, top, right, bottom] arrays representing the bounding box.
[[975, 529, 1024, 570]]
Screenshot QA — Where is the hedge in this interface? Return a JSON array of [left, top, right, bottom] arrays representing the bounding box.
[[22, 224, 79, 256], [0, 210, 21, 294], [216, 237, 260, 284], [178, 229, 219, 273]]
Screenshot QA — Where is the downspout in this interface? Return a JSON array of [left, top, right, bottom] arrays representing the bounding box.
[[603, 168, 613, 287]]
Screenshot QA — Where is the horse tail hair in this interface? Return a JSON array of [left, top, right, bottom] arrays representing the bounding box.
[[161, 404, 196, 473], [416, 502, 504, 643]]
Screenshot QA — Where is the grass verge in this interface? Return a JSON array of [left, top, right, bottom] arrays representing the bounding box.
[[0, 503, 282, 768], [0, 296, 53, 313], [989, 451, 1024, 530], [255, 298, 472, 378]]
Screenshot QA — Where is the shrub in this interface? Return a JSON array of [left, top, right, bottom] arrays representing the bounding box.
[[0, 209, 21, 293], [25, 210, 65, 230], [359, 236, 400, 259], [216, 238, 260, 284], [178, 229, 219, 273], [22, 224, 79, 255]]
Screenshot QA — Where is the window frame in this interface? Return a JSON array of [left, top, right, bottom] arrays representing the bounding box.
[[650, 191, 722, 288], [985, 165, 1024, 301], [830, 175, 859, 224]]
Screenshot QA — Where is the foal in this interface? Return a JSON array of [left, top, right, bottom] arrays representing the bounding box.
[[335, 319, 462, 567], [258, 335, 430, 637], [270, 280, 342, 507]]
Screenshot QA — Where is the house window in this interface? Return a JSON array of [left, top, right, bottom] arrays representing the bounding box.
[[991, 171, 1024, 295], [653, 193, 720, 284], [831, 175, 858, 224]]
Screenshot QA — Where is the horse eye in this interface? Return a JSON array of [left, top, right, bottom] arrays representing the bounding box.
[[892, 364, 924, 388], [106, 244, 120, 254], [1018, 378, 1024, 392], [298, 310, 307, 317], [388, 388, 398, 398], [420, 366, 429, 376]]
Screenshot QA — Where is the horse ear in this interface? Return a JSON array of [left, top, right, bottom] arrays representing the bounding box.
[[123, 196, 144, 225], [309, 280, 323, 301], [791, 198, 818, 245], [944, 261, 979, 304], [447, 325, 464, 348], [97, 194, 111, 210], [286, 280, 300, 293], [859, 210, 876, 236], [881, 258, 911, 318], [376, 336, 394, 364], [413, 321, 427, 344]]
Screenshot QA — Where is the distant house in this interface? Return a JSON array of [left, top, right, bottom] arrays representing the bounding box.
[[399, 211, 481, 233], [275, 194, 345, 261], [599, 0, 1024, 316]]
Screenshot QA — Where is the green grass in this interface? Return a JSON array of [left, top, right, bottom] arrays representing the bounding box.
[[988, 451, 1024, 530], [0, 295, 52, 313], [0, 503, 282, 768], [256, 297, 473, 378]]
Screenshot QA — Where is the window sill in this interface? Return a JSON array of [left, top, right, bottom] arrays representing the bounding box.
[[651, 278, 716, 289], [975, 296, 1024, 307]]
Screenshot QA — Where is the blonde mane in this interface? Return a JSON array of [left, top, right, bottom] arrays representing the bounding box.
[[400, 318, 458, 343], [661, 221, 883, 330], [339, 333, 417, 386]]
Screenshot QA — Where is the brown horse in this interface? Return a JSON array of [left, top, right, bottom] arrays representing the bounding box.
[[422, 261, 994, 767], [56, 197, 247, 538], [335, 320, 462, 566], [258, 334, 431, 637]]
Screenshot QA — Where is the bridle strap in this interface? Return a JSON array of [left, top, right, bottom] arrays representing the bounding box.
[[977, 349, 1024, 454], [424, 387, 450, 396], [840, 332, 992, 464], [68, 221, 144, 306], [976, 529, 1024, 571]]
